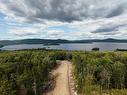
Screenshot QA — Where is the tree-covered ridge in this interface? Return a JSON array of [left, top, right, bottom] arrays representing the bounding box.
[[73, 51, 127, 95], [1, 38, 127, 46]]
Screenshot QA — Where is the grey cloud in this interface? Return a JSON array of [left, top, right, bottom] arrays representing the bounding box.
[[92, 26, 118, 33], [13, 32, 37, 36], [92, 24, 127, 33], [106, 3, 126, 18], [103, 32, 119, 35], [1, 0, 127, 22]]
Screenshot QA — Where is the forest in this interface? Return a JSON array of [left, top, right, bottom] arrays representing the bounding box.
[[0, 49, 127, 95], [73, 51, 127, 95], [0, 49, 72, 95]]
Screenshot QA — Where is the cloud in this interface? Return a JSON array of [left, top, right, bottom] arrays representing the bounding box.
[[47, 30, 64, 36], [1, 0, 127, 40], [91, 14, 127, 34], [0, 0, 127, 22], [92, 25, 119, 33], [6, 13, 127, 39], [9, 27, 41, 36], [106, 3, 126, 18]]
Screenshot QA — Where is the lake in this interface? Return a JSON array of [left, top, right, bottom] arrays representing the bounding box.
[[1, 42, 127, 51]]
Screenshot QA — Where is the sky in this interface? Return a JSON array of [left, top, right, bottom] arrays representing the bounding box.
[[0, 0, 127, 40]]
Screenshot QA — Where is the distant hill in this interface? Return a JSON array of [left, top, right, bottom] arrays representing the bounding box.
[[0, 39, 70, 46], [0, 38, 127, 46], [73, 38, 127, 43]]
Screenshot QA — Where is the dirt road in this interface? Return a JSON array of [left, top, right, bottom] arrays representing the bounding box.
[[45, 61, 73, 95]]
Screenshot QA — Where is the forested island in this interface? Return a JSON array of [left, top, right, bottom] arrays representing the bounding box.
[[0, 49, 127, 95], [43, 43, 60, 46]]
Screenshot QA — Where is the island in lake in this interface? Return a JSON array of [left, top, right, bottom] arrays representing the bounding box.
[[43, 43, 60, 46]]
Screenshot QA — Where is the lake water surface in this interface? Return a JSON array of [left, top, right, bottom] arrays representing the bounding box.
[[1, 42, 127, 51]]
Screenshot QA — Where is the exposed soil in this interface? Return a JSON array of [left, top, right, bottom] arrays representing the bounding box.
[[44, 61, 73, 95]]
